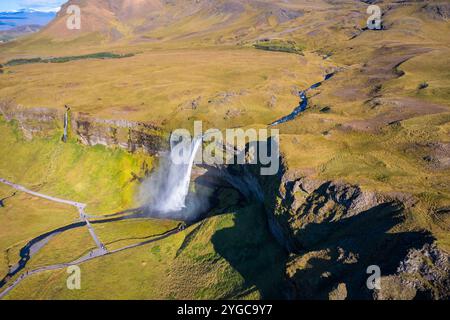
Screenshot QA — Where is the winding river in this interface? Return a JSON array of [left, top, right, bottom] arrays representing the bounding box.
[[0, 71, 337, 298], [269, 72, 335, 126]]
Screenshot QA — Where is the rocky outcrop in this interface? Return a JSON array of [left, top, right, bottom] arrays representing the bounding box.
[[375, 243, 450, 300], [0, 101, 167, 155], [0, 102, 62, 140], [73, 113, 166, 154], [192, 139, 446, 300], [276, 177, 381, 249], [422, 2, 450, 21], [422, 142, 450, 170], [253, 158, 445, 299], [258, 163, 417, 252]]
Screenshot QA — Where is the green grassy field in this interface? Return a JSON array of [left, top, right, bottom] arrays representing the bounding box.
[[5, 52, 134, 66], [0, 116, 286, 299], [0, 0, 449, 300], [0, 47, 329, 130], [26, 228, 97, 270], [4, 202, 286, 300], [0, 118, 152, 214], [0, 183, 79, 278], [93, 218, 179, 251]]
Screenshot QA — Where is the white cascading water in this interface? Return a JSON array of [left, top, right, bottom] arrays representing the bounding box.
[[151, 136, 202, 213], [62, 111, 68, 142]]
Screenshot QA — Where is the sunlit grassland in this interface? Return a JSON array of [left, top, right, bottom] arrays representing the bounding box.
[[279, 111, 450, 198], [92, 218, 179, 251], [0, 117, 286, 300], [0, 0, 448, 299], [277, 111, 450, 252], [5, 202, 286, 300], [4, 232, 185, 300], [142, 10, 232, 41], [0, 32, 109, 59], [383, 49, 450, 106], [5, 52, 134, 66], [381, 4, 450, 45], [0, 118, 153, 214], [0, 119, 183, 292], [0, 47, 329, 130], [26, 228, 96, 270], [0, 184, 79, 279]]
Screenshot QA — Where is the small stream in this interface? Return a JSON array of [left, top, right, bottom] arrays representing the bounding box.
[[0, 221, 86, 289], [62, 110, 69, 143], [0, 214, 141, 289], [0, 71, 337, 294], [269, 73, 335, 126]]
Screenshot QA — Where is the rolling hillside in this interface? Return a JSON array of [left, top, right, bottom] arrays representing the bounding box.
[[0, 0, 449, 300]]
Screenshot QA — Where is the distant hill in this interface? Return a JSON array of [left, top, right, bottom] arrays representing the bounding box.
[[37, 0, 310, 44], [0, 10, 56, 31], [0, 24, 43, 42], [0, 9, 56, 42]]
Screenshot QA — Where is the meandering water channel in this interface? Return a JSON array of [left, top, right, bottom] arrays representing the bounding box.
[[269, 73, 335, 126]]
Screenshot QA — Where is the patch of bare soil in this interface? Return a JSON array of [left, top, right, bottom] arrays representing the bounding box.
[[362, 45, 433, 83], [422, 142, 450, 170], [341, 97, 448, 132], [422, 2, 450, 21]]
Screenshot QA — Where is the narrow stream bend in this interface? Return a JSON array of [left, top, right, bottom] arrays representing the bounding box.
[[269, 73, 335, 126]]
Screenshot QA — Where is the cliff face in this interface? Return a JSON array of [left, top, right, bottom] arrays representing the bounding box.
[[73, 113, 166, 154], [0, 101, 167, 155], [203, 143, 449, 299], [376, 243, 450, 300], [254, 160, 449, 300], [1, 101, 448, 299]]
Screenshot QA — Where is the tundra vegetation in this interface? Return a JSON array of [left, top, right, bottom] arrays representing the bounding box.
[[4, 52, 134, 66], [0, 0, 449, 300]]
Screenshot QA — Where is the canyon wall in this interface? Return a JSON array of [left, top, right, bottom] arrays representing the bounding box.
[[0, 101, 167, 155], [255, 160, 449, 300], [1, 101, 448, 300]]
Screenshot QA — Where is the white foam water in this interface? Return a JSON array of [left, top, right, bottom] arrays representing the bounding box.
[[141, 136, 202, 214]]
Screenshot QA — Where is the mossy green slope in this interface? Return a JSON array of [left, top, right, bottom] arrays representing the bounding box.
[[5, 203, 286, 300], [0, 118, 152, 214]]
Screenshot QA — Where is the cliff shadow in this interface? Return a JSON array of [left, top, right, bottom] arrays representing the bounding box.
[[206, 139, 289, 299], [210, 201, 288, 299], [288, 202, 434, 299]]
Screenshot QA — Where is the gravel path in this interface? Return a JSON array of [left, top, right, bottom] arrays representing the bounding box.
[[0, 226, 180, 299], [0, 178, 183, 299], [0, 178, 106, 251]]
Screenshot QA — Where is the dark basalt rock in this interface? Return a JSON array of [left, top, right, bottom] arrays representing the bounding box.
[[0, 101, 167, 155], [375, 243, 450, 300], [252, 157, 439, 299], [422, 2, 450, 21]]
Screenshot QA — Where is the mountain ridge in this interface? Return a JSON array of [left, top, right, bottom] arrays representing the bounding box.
[[36, 0, 326, 44]]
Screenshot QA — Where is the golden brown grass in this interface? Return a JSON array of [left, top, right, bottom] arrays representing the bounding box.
[[0, 47, 329, 130]]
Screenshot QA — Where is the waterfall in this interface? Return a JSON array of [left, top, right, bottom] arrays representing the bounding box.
[[142, 136, 203, 214], [62, 110, 68, 142]]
